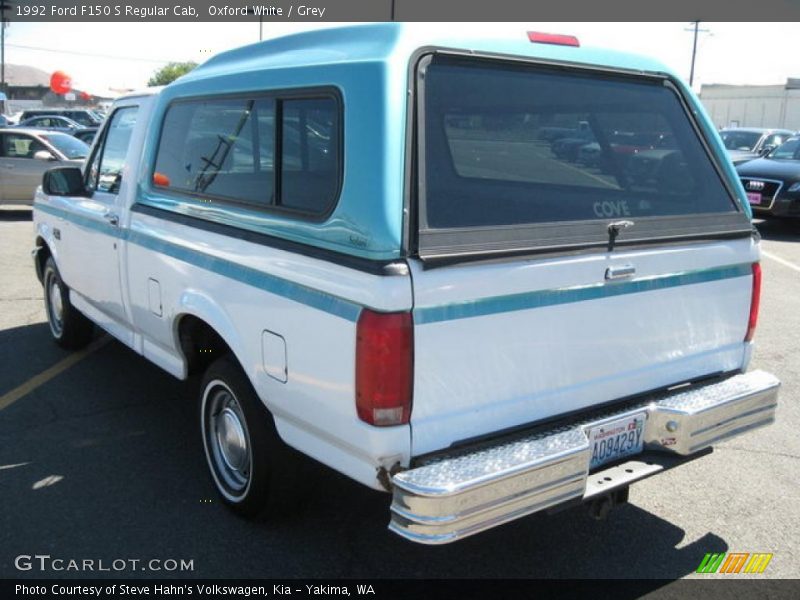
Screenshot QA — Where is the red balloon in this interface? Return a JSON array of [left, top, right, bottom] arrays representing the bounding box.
[[79, 91, 91, 101], [50, 71, 72, 95]]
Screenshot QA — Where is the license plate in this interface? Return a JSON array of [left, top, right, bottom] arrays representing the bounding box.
[[588, 413, 646, 470], [746, 192, 762, 205]]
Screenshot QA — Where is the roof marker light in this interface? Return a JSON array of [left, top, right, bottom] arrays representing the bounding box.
[[527, 32, 580, 47]]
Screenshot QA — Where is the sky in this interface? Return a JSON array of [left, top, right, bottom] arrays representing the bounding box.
[[3, 22, 797, 95]]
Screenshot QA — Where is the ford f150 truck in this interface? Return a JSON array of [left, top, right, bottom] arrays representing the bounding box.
[[32, 24, 780, 544]]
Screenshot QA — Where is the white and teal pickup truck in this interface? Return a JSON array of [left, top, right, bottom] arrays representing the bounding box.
[[32, 25, 780, 544]]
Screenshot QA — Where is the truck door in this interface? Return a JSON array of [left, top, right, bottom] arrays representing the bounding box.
[[56, 105, 139, 337]]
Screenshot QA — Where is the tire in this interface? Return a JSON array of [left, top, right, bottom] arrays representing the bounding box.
[[200, 355, 292, 518], [42, 257, 94, 349]]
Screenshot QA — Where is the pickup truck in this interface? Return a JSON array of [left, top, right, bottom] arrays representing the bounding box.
[[32, 24, 780, 545]]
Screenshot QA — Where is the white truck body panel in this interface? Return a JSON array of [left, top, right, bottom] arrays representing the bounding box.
[[409, 239, 756, 455]]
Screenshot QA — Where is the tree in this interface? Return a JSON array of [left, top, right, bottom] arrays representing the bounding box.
[[148, 61, 198, 87]]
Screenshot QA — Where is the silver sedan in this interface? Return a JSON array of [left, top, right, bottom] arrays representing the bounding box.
[[0, 128, 88, 207]]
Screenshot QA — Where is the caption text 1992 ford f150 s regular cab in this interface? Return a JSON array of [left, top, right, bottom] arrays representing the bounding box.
[[32, 25, 780, 544]]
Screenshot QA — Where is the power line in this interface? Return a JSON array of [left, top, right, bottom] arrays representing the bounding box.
[[5, 42, 181, 64]]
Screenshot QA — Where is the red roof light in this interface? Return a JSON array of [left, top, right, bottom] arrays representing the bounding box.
[[527, 31, 580, 47]]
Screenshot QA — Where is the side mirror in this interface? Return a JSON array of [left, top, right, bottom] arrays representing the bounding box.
[[760, 145, 776, 156], [33, 150, 57, 162], [42, 166, 87, 197]]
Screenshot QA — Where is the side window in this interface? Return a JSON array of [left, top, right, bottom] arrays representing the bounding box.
[[86, 106, 138, 196], [279, 98, 339, 213], [1, 133, 46, 159], [154, 98, 275, 208], [152, 92, 341, 218]]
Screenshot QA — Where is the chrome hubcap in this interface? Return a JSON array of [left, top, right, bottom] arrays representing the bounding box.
[[216, 407, 248, 473], [204, 385, 251, 496], [46, 272, 64, 336]]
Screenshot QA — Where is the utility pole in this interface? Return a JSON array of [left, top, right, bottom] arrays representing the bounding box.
[[689, 21, 699, 86], [0, 1, 13, 98], [1, 14, 4, 98], [685, 21, 711, 88]]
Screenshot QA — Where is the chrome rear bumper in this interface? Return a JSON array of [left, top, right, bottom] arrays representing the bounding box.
[[390, 370, 780, 545]]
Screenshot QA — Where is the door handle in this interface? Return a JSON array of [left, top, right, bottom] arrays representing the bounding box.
[[605, 264, 636, 280], [103, 212, 119, 227]]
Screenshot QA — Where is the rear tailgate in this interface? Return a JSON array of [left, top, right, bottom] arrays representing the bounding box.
[[409, 241, 756, 456], [408, 53, 755, 456]]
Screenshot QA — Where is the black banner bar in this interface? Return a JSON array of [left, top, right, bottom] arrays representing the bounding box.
[[4, 579, 800, 600], [5, 0, 800, 22]]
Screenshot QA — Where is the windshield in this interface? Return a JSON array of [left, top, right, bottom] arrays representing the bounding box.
[[41, 133, 89, 159], [720, 130, 762, 151], [768, 138, 800, 160]]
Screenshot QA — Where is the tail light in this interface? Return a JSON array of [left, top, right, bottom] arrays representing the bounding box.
[[745, 262, 761, 342], [356, 309, 413, 426], [527, 32, 580, 47]]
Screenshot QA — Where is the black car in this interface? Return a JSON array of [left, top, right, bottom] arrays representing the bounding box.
[[736, 137, 800, 218]]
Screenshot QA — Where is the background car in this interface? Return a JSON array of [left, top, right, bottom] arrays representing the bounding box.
[[720, 127, 793, 165], [17, 115, 85, 134], [736, 136, 800, 218], [0, 128, 89, 207], [19, 108, 103, 128], [16, 115, 98, 143]]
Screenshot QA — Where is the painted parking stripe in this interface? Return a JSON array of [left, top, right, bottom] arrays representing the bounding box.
[[0, 337, 110, 412], [762, 250, 800, 274]]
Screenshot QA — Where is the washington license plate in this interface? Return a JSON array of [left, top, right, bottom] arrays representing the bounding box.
[[588, 413, 646, 470]]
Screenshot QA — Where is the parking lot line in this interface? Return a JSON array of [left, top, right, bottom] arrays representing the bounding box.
[[762, 250, 800, 274], [0, 336, 110, 412]]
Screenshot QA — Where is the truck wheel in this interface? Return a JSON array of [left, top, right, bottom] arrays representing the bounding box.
[[42, 257, 94, 349], [200, 355, 283, 518]]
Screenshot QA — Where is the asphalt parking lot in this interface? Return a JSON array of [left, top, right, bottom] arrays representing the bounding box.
[[1, 208, 798, 582]]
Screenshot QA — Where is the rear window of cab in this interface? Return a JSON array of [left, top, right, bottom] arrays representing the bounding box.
[[417, 55, 751, 257], [151, 92, 341, 218]]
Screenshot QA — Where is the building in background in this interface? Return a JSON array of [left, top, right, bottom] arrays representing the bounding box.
[[701, 79, 800, 131], [2, 63, 112, 113]]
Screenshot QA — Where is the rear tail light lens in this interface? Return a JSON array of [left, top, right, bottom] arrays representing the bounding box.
[[745, 262, 761, 342], [527, 32, 580, 47], [356, 310, 413, 426]]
